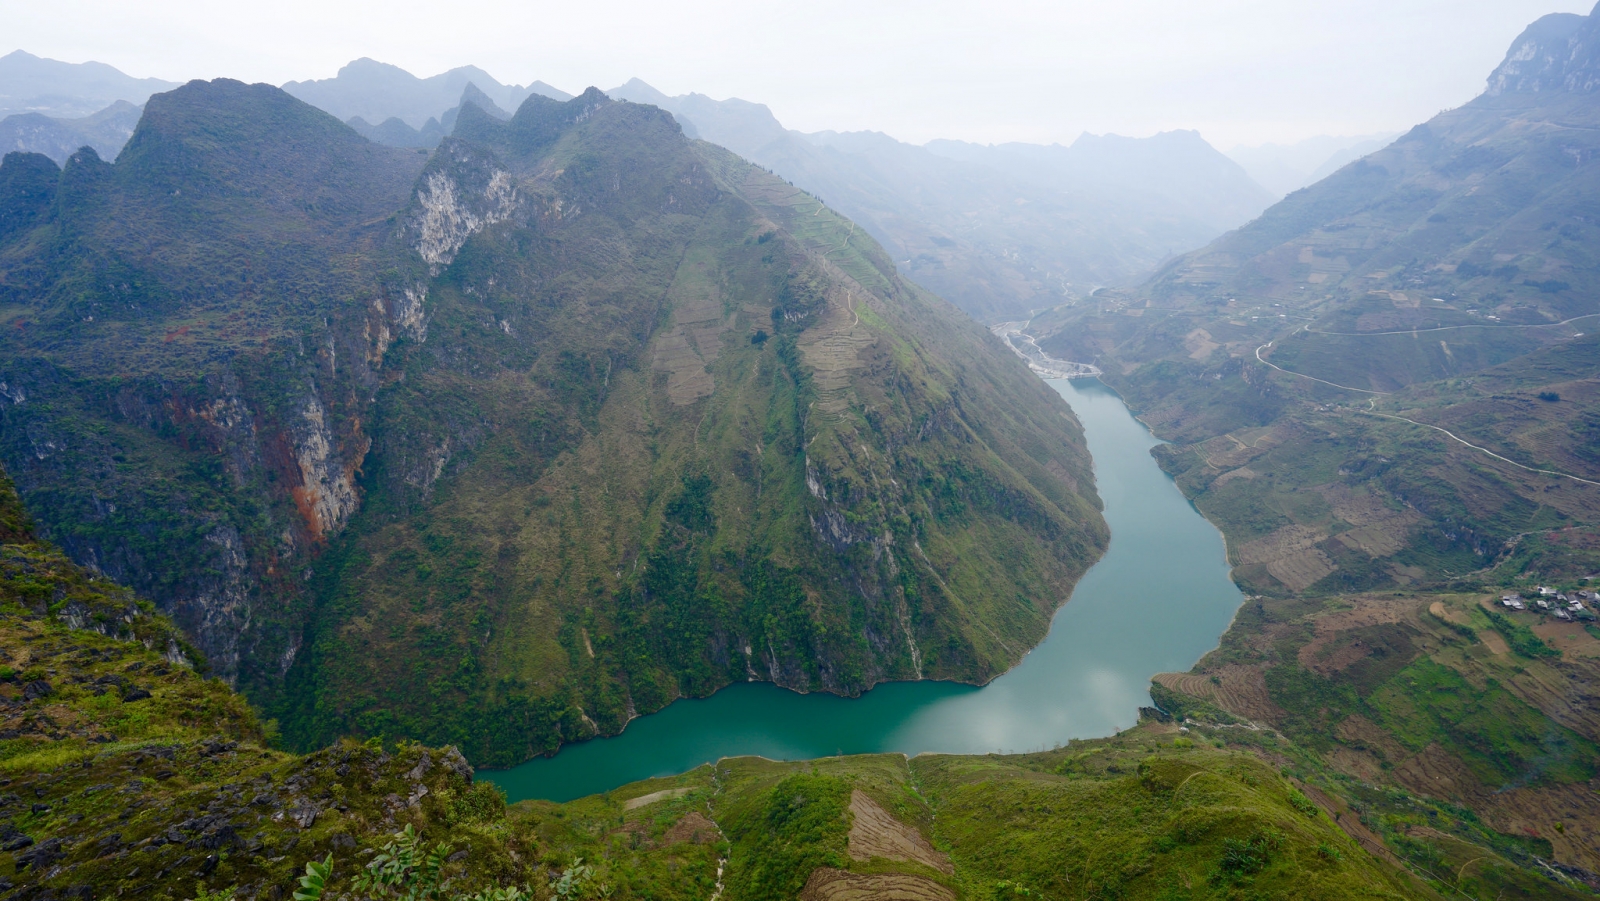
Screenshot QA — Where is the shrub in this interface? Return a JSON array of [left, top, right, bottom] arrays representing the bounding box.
[[1288, 789, 1319, 817], [446, 780, 507, 825], [1214, 829, 1283, 882], [723, 773, 852, 901]]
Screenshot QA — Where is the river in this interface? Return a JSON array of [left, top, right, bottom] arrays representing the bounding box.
[[483, 378, 1243, 803]]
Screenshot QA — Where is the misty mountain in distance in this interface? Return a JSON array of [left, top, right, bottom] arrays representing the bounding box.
[[1226, 132, 1399, 197], [0, 98, 141, 164], [0, 50, 1278, 322], [609, 78, 1276, 321], [923, 132, 1271, 236], [345, 82, 513, 149], [280, 57, 570, 130], [0, 49, 177, 119]]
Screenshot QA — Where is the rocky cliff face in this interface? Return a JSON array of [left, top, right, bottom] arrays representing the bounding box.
[[1487, 4, 1600, 95], [0, 79, 428, 686]]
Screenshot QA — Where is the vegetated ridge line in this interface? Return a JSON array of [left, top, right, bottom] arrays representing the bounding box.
[[1254, 339, 1390, 395], [1304, 312, 1600, 337], [1359, 401, 1600, 488]]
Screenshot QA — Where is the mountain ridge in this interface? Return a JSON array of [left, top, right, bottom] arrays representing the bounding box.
[[0, 49, 178, 119], [282, 57, 571, 129], [0, 99, 142, 165]]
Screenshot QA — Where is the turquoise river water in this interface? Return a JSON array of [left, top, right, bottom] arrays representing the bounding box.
[[484, 378, 1243, 803]]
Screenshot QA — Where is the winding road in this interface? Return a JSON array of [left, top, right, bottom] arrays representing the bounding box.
[[1253, 334, 1600, 488]]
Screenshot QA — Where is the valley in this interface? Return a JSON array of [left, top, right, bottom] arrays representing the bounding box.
[[4, 2, 1600, 899]]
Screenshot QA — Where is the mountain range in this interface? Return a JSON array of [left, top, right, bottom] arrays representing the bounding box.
[[0, 98, 142, 164], [1032, 1, 1600, 598], [281, 56, 571, 128], [1226, 133, 1400, 198], [0, 78, 1105, 765], [6, 6, 1600, 897], [0, 53, 1279, 322], [606, 79, 1276, 321], [0, 49, 177, 119]]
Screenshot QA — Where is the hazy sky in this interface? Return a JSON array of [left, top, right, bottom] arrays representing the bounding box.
[[3, 0, 1591, 148]]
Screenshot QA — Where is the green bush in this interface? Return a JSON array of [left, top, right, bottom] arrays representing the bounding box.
[[1288, 789, 1319, 817], [447, 780, 508, 825], [1214, 829, 1283, 883]]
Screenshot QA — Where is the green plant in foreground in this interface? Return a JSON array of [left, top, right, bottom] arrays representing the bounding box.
[[352, 824, 454, 900], [302, 827, 538, 901], [293, 856, 332, 901], [458, 889, 534, 901], [993, 879, 1047, 899], [549, 858, 610, 901]]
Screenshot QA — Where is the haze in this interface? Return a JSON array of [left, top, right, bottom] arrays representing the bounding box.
[[3, 0, 1588, 148]]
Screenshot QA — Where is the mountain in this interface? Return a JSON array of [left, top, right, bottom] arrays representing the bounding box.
[[1485, 5, 1600, 93], [346, 83, 514, 149], [1028, 1, 1600, 598], [1227, 133, 1399, 197], [0, 49, 178, 119], [282, 57, 571, 129], [608, 80, 1275, 321], [346, 112, 446, 148], [0, 98, 142, 163], [923, 131, 1273, 236], [0, 79, 1106, 766]]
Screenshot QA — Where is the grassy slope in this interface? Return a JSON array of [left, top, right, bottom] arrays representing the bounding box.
[[0, 467, 538, 900], [519, 736, 1419, 901], [1152, 588, 1600, 899]]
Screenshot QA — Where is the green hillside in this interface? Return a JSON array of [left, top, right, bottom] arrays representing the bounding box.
[[0, 81, 1106, 766]]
